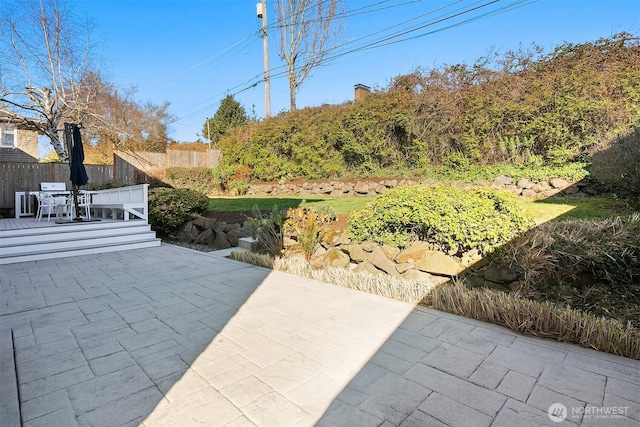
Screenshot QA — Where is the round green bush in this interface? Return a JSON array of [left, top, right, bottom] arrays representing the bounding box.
[[148, 188, 209, 238], [347, 185, 532, 254]]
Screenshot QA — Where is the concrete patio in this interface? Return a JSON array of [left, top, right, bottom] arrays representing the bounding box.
[[0, 243, 638, 427]]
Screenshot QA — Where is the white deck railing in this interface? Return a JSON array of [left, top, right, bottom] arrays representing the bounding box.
[[15, 184, 149, 223], [90, 184, 149, 222], [14, 192, 36, 218]]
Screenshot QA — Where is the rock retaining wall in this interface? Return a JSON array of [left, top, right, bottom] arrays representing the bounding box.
[[246, 176, 595, 198], [298, 230, 519, 290]]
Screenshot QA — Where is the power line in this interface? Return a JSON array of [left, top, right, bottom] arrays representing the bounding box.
[[171, 0, 537, 125], [145, 34, 256, 89], [229, 0, 507, 98], [171, 0, 466, 122], [164, 0, 436, 120]]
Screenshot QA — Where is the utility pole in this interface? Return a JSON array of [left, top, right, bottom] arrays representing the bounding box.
[[257, 0, 271, 118]]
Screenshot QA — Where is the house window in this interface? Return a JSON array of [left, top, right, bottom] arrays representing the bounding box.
[[0, 126, 17, 148]]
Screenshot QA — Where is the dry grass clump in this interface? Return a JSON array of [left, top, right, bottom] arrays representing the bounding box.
[[428, 283, 639, 359], [488, 214, 640, 326], [231, 252, 439, 303], [230, 252, 275, 268], [229, 251, 639, 359], [497, 214, 639, 288], [274, 255, 440, 303]]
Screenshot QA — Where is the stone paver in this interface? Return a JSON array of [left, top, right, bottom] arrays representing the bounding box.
[[1, 243, 639, 426]]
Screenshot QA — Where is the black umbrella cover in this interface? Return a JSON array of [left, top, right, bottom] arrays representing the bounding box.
[[68, 123, 89, 186]]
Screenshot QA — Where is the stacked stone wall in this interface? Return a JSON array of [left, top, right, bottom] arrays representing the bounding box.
[[245, 176, 596, 198]]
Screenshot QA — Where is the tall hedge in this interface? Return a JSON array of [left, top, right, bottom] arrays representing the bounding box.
[[217, 33, 639, 182]]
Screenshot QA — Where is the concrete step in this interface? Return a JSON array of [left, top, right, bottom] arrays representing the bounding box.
[[2, 232, 159, 256], [0, 223, 153, 247], [0, 219, 145, 238], [0, 220, 161, 265], [0, 239, 161, 265]]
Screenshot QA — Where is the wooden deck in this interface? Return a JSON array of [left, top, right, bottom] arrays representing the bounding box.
[[0, 217, 117, 231]]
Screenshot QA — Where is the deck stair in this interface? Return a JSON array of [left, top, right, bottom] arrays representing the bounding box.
[[0, 220, 160, 265]]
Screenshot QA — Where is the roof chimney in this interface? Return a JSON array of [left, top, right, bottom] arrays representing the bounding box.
[[354, 83, 371, 101]]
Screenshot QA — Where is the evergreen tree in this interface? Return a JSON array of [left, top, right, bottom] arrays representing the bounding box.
[[203, 95, 248, 144]]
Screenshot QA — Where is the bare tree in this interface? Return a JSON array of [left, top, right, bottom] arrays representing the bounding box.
[[274, 0, 343, 111], [0, 0, 98, 162], [79, 72, 174, 154]]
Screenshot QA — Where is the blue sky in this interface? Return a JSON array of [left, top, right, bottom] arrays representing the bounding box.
[[71, 0, 639, 144]]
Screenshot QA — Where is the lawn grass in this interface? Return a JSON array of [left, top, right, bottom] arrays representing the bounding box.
[[208, 194, 631, 223]]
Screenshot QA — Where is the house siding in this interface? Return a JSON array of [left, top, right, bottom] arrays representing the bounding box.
[[17, 128, 39, 159]]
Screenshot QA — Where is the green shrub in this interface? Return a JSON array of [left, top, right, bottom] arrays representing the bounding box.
[[216, 34, 638, 181], [165, 167, 213, 194], [228, 179, 249, 196], [148, 188, 209, 238], [347, 185, 532, 254]]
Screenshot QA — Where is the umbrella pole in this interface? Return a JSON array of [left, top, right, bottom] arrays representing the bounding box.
[[73, 184, 81, 221]]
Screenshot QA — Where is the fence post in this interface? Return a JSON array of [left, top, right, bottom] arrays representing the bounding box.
[[112, 151, 117, 183]]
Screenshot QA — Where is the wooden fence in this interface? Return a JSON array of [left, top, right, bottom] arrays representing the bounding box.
[[1, 148, 222, 211], [0, 163, 113, 211]]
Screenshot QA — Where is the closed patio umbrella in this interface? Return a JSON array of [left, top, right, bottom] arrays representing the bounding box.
[[65, 123, 89, 220]]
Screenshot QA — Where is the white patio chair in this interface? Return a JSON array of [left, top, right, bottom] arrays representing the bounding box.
[[35, 192, 71, 221], [35, 192, 56, 221], [75, 191, 92, 219], [56, 195, 73, 219]]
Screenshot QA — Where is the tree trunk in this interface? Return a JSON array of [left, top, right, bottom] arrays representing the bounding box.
[[47, 128, 69, 163], [288, 64, 297, 111]]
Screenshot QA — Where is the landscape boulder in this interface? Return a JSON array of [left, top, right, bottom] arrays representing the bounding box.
[[368, 246, 400, 277], [192, 216, 218, 230], [352, 260, 382, 276], [481, 264, 519, 284], [354, 181, 369, 194], [177, 222, 200, 244], [549, 178, 569, 189], [317, 247, 351, 269], [343, 244, 369, 263], [194, 228, 216, 245], [415, 251, 466, 276], [213, 231, 231, 250], [396, 241, 437, 263]]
